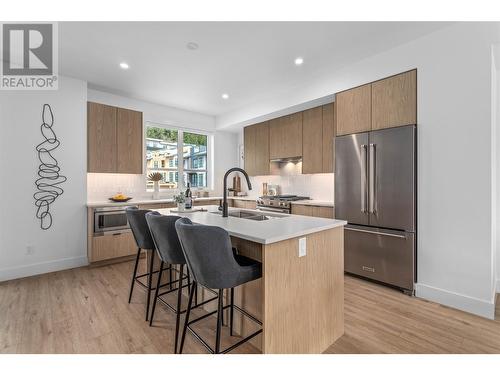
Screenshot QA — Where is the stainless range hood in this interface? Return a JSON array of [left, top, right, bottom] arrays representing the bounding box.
[[270, 156, 302, 175]]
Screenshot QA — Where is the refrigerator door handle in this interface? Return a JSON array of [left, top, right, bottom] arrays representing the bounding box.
[[345, 226, 407, 239], [369, 143, 376, 214], [360, 144, 368, 213]]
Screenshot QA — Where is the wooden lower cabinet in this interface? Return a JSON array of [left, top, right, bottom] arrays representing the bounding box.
[[291, 204, 334, 219], [138, 203, 175, 210], [90, 232, 137, 262], [194, 199, 220, 206], [232, 199, 257, 209]]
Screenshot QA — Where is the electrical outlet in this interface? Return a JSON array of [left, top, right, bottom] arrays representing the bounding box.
[[26, 245, 35, 255], [298, 237, 306, 257]]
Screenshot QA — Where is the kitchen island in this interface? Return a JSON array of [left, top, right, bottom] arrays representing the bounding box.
[[157, 205, 346, 354]]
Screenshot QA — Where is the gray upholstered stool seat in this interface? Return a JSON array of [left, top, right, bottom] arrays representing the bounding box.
[[126, 207, 172, 321], [175, 217, 263, 354], [233, 254, 262, 286]]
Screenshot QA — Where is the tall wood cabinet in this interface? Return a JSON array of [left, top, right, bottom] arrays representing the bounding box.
[[322, 103, 335, 173], [244, 121, 269, 176], [88, 102, 143, 174], [302, 103, 335, 174], [269, 112, 303, 159], [335, 83, 372, 136], [302, 106, 323, 174], [372, 70, 417, 130], [335, 70, 417, 135]]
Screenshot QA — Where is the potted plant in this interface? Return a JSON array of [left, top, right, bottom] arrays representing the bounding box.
[[173, 192, 186, 212], [148, 172, 162, 200]]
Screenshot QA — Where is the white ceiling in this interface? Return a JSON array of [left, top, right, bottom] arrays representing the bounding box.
[[59, 22, 452, 117]]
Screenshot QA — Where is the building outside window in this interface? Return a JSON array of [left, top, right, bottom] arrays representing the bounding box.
[[146, 125, 209, 191]]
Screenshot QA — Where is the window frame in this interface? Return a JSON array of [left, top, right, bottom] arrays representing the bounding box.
[[144, 121, 213, 192]]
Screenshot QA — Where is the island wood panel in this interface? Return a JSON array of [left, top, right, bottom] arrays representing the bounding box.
[[372, 70, 417, 131], [269, 112, 303, 159], [87, 102, 117, 173], [322, 103, 335, 173], [244, 125, 256, 175], [262, 227, 344, 353], [116, 108, 143, 174], [302, 106, 324, 174], [230, 236, 264, 350], [335, 83, 371, 136]]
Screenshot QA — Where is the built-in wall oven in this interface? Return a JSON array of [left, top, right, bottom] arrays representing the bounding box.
[[93, 206, 137, 236]]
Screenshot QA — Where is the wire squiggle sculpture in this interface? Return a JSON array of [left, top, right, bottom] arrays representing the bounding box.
[[33, 104, 67, 230]]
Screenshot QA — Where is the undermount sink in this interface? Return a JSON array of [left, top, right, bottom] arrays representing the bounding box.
[[210, 209, 284, 221]]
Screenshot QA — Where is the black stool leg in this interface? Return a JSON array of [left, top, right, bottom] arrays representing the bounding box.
[[149, 260, 164, 326], [128, 247, 141, 303], [179, 281, 197, 354], [169, 266, 173, 290], [174, 264, 184, 353], [215, 288, 224, 354], [230, 287, 234, 336], [145, 250, 155, 321]]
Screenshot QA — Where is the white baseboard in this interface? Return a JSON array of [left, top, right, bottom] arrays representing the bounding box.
[[0, 256, 89, 282], [496, 279, 500, 294], [415, 283, 495, 320]]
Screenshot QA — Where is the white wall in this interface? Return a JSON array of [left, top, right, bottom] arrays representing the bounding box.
[[218, 23, 500, 318], [0, 76, 88, 281], [495, 50, 500, 293], [87, 89, 238, 200]]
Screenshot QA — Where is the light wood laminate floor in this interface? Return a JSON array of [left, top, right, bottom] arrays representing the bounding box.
[[1, 259, 499, 354]]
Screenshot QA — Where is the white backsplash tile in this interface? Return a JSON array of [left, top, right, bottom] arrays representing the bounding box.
[[88, 172, 334, 203], [245, 173, 334, 202]]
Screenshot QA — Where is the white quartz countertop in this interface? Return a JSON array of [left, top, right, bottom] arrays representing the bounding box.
[[87, 196, 228, 208], [86, 196, 333, 208], [157, 205, 346, 245]]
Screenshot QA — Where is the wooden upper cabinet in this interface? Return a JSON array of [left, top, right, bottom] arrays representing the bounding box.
[[302, 106, 323, 174], [244, 125, 256, 175], [244, 121, 269, 176], [269, 112, 303, 159], [88, 102, 117, 173], [117, 108, 143, 174], [87, 102, 143, 174], [335, 83, 372, 136], [322, 103, 335, 173], [254, 121, 270, 175], [372, 70, 417, 130]]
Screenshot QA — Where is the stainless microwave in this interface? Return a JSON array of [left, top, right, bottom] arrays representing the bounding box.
[[93, 206, 136, 236]]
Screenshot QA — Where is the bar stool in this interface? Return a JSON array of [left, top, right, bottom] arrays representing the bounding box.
[[126, 207, 171, 321], [175, 217, 263, 354]]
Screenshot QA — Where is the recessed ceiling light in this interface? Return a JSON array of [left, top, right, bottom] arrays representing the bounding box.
[[221, 93, 229, 100], [294, 57, 304, 66], [186, 42, 199, 50], [119, 62, 129, 70]]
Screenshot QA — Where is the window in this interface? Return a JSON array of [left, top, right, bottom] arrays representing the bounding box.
[[182, 131, 208, 188], [146, 126, 209, 191]]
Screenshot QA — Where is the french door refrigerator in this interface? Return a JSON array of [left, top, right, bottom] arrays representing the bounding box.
[[335, 124, 416, 293]]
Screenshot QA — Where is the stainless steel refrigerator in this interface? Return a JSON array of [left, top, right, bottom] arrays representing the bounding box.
[[335, 124, 416, 293]]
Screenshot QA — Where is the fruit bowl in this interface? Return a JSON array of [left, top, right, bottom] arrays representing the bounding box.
[[109, 196, 132, 202]]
